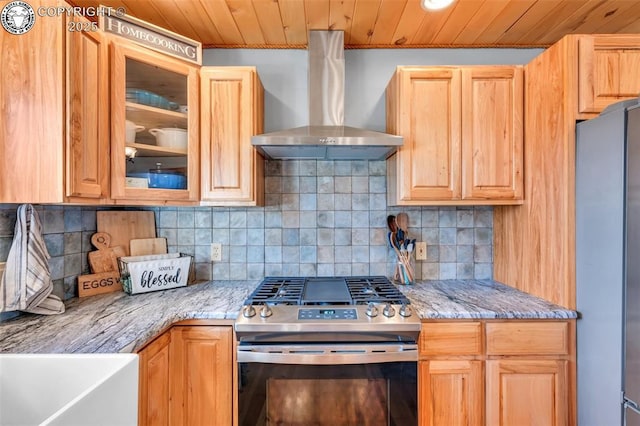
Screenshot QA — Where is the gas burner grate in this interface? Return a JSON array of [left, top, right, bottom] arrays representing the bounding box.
[[245, 277, 305, 305], [346, 276, 410, 305], [245, 276, 409, 306]]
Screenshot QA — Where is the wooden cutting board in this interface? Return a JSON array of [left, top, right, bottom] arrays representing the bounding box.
[[130, 238, 168, 256], [88, 232, 126, 274], [97, 211, 156, 256]]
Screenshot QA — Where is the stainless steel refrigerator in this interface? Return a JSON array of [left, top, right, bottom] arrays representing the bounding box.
[[577, 97, 640, 426]]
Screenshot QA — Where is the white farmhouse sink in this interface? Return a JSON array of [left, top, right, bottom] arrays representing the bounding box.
[[0, 354, 138, 425]]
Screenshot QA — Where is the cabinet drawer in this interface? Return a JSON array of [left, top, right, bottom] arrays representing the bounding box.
[[420, 322, 482, 356], [486, 321, 570, 356]]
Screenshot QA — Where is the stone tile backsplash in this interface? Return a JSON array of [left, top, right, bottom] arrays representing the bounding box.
[[0, 160, 492, 303]]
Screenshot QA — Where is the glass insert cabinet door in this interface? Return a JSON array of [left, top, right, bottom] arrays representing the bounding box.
[[110, 41, 199, 202]]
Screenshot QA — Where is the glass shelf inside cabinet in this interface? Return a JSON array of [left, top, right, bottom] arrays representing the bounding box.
[[124, 58, 188, 191]]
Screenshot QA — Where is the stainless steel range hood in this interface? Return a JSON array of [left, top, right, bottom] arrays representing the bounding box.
[[251, 31, 403, 160]]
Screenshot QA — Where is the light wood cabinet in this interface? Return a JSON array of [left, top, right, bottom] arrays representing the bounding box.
[[419, 360, 483, 426], [110, 40, 199, 203], [386, 65, 523, 206], [419, 322, 483, 426], [200, 67, 264, 206], [169, 326, 233, 426], [578, 35, 640, 114], [0, 0, 65, 203], [66, 15, 110, 202], [486, 360, 568, 426], [138, 332, 171, 426], [494, 34, 640, 309], [461, 67, 523, 201], [137, 324, 233, 426], [418, 320, 575, 426], [386, 67, 462, 202]]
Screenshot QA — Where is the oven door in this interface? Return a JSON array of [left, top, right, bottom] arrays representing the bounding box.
[[237, 343, 418, 426]]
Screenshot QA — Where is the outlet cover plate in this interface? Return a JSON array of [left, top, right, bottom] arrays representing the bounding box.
[[211, 243, 222, 262]]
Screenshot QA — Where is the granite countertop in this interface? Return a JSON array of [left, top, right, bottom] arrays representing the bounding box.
[[0, 279, 576, 354]]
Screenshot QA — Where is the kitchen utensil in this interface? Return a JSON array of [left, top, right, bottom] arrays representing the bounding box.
[[96, 211, 156, 256], [388, 231, 414, 284], [396, 212, 409, 245], [88, 232, 126, 274], [125, 120, 145, 143], [130, 238, 168, 256], [386, 215, 397, 233], [148, 127, 187, 150]]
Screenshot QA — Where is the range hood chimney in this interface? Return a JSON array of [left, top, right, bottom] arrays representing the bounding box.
[[251, 31, 403, 160]]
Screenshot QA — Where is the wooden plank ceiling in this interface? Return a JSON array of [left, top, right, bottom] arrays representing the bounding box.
[[73, 0, 640, 48]]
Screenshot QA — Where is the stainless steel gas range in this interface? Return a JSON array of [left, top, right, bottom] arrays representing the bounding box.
[[235, 276, 419, 425]]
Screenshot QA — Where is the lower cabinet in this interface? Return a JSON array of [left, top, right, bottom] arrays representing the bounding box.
[[419, 360, 483, 426], [138, 332, 171, 425], [137, 324, 233, 426], [486, 359, 568, 426], [419, 320, 575, 426]]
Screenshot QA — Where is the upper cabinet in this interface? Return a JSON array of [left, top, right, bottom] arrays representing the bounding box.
[[386, 65, 523, 206], [200, 67, 264, 206], [66, 15, 110, 202], [578, 35, 640, 115], [110, 40, 199, 203], [494, 34, 640, 309], [0, 0, 65, 203], [461, 67, 523, 201]]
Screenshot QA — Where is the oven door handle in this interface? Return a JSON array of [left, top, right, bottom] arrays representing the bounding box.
[[237, 343, 418, 364]]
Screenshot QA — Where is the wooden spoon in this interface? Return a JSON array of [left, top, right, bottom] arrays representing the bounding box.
[[396, 213, 409, 247], [386, 215, 398, 233]]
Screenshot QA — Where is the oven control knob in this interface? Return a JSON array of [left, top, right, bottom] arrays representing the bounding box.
[[366, 302, 379, 317], [383, 304, 396, 318], [242, 304, 256, 318], [260, 305, 273, 318], [399, 304, 412, 318]]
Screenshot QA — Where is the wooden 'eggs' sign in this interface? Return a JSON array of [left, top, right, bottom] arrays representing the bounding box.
[[78, 271, 122, 297]]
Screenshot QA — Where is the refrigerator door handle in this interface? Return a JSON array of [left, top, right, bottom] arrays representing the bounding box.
[[624, 397, 640, 415]]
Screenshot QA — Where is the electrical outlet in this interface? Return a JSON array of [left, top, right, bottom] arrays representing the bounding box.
[[211, 243, 222, 262], [415, 242, 427, 260]]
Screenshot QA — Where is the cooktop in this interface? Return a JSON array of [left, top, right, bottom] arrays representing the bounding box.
[[244, 276, 410, 306]]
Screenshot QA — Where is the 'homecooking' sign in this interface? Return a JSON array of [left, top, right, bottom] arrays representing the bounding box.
[[98, 6, 201, 65]]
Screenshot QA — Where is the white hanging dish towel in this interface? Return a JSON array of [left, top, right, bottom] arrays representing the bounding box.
[[0, 204, 65, 315]]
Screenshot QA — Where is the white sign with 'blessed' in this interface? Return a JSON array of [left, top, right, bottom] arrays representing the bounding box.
[[120, 253, 191, 295]]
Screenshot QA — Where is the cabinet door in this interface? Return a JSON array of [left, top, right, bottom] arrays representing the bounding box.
[[419, 360, 483, 426], [461, 67, 523, 201], [66, 16, 109, 200], [110, 40, 199, 202], [170, 326, 233, 426], [388, 67, 462, 203], [0, 0, 64, 203], [200, 67, 264, 206], [486, 360, 568, 426], [138, 332, 171, 426], [578, 35, 640, 114]]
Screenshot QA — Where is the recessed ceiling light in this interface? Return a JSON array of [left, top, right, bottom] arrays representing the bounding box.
[[421, 0, 455, 11]]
